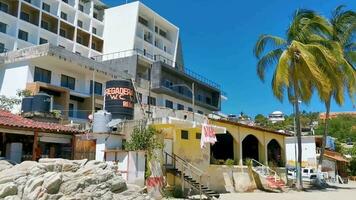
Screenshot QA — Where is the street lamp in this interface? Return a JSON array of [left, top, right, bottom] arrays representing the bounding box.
[[169, 82, 195, 121]]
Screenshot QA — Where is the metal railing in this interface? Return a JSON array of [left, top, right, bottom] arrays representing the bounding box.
[[251, 159, 280, 182], [164, 152, 210, 199], [93, 49, 222, 91]]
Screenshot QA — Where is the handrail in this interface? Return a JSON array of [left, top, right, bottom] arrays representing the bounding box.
[[251, 159, 279, 181], [164, 151, 210, 199]]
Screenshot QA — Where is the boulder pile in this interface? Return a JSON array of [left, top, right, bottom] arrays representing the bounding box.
[[0, 159, 145, 200]]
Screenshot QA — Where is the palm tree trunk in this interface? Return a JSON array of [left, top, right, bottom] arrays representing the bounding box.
[[318, 99, 331, 172], [294, 98, 303, 190]]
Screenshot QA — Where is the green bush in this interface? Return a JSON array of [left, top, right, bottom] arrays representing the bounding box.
[[172, 186, 184, 198]]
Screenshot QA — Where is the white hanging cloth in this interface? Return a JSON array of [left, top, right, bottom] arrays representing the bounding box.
[[200, 122, 217, 149]]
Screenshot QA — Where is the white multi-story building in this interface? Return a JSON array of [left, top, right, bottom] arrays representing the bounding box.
[[103, 1, 180, 65], [0, 0, 105, 58], [0, 1, 222, 125], [268, 111, 285, 123]]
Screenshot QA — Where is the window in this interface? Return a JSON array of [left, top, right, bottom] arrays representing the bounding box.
[[42, 3, 50, 12], [136, 92, 143, 103], [76, 35, 82, 44], [181, 130, 188, 140], [61, 12, 67, 20], [177, 104, 184, 110], [147, 96, 156, 106], [91, 42, 96, 50], [196, 133, 201, 139], [93, 12, 98, 19], [0, 22, 6, 33], [68, 103, 74, 117], [92, 27, 97, 34], [62, 0, 68, 4], [159, 29, 167, 38], [164, 46, 167, 52], [20, 12, 30, 22], [165, 100, 173, 109], [197, 110, 204, 115], [138, 16, 148, 27], [39, 38, 48, 44], [155, 26, 158, 33], [188, 107, 193, 112], [0, 43, 5, 53], [79, 4, 84, 12], [34, 67, 51, 84], [41, 20, 49, 30], [77, 20, 83, 28], [24, 0, 31, 4], [18, 30, 28, 41], [90, 81, 102, 95], [0, 2, 9, 13], [60, 28, 66, 37], [206, 97, 212, 105], [61, 74, 75, 90], [75, 51, 81, 55]]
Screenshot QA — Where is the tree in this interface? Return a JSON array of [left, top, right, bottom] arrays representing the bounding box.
[[254, 9, 336, 190], [317, 6, 356, 172], [254, 114, 268, 126], [0, 89, 32, 111]]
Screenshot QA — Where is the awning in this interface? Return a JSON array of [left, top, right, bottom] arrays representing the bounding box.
[[324, 150, 349, 163]]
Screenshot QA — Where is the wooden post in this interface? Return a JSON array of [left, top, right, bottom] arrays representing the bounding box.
[[32, 130, 38, 161], [72, 135, 77, 160]]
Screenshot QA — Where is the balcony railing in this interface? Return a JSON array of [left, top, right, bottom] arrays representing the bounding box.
[[93, 49, 222, 91]]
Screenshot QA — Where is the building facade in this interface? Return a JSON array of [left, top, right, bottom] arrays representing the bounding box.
[[0, 1, 223, 126], [0, 0, 105, 57]]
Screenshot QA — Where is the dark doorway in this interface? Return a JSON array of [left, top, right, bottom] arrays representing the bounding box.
[[242, 135, 259, 162], [210, 132, 234, 164], [267, 139, 282, 166]]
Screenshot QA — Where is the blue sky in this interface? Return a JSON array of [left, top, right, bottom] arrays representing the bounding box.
[[103, 0, 356, 117]]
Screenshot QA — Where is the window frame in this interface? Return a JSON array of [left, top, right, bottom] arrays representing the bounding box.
[[181, 130, 189, 140], [34, 66, 51, 84], [61, 74, 75, 90], [0, 22, 7, 34], [90, 81, 103, 95], [165, 100, 173, 109], [18, 29, 29, 41]]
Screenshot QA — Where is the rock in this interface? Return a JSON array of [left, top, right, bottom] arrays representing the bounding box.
[[23, 176, 44, 196], [109, 177, 127, 193], [4, 195, 21, 200], [0, 182, 18, 198], [43, 173, 62, 194], [0, 159, 141, 200], [0, 160, 13, 172], [59, 179, 85, 195]]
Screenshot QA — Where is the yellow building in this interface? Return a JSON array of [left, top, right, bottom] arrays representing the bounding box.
[[151, 117, 290, 193]]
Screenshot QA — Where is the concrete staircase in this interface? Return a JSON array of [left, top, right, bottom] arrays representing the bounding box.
[[164, 152, 220, 199], [250, 159, 285, 192]]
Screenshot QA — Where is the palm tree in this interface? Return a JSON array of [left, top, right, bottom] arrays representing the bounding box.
[[317, 6, 356, 174], [254, 9, 336, 190]]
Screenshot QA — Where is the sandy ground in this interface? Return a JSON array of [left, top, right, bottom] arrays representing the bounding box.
[[219, 181, 356, 200], [163, 181, 356, 200]]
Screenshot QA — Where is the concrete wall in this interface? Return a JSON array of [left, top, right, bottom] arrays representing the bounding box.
[[0, 62, 31, 97], [103, 2, 139, 54], [285, 136, 317, 168]]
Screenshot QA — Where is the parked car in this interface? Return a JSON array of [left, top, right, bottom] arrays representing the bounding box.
[[287, 167, 319, 183]]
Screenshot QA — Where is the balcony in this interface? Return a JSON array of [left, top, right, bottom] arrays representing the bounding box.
[[0, 0, 19, 17]]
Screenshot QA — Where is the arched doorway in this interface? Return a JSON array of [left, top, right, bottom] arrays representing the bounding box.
[[211, 132, 234, 164], [267, 139, 282, 166], [242, 135, 259, 162]]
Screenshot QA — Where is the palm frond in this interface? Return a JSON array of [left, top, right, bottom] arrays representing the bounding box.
[[256, 48, 284, 81], [253, 34, 287, 58]]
